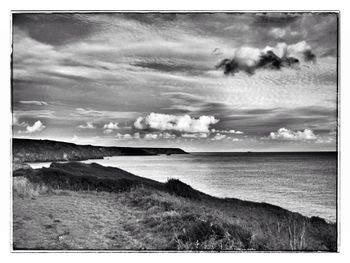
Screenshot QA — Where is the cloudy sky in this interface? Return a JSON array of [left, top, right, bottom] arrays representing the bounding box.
[[12, 12, 338, 151]]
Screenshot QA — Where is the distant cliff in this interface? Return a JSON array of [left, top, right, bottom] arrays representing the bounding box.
[[12, 138, 188, 163]]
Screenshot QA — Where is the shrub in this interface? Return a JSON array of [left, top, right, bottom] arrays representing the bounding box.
[[175, 218, 252, 250], [24, 168, 139, 193], [13, 176, 48, 198], [165, 179, 201, 200]]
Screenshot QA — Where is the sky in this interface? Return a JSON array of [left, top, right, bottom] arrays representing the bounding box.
[[12, 12, 338, 152]]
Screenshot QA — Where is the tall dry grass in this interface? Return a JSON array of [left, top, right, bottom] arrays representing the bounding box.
[[13, 176, 49, 198]]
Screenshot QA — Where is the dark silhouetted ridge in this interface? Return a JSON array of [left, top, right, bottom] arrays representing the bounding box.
[[12, 138, 188, 163]]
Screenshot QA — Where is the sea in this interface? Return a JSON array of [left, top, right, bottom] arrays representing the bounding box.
[[28, 152, 337, 222]]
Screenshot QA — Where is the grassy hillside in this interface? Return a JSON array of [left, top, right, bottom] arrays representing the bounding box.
[[13, 162, 337, 251], [12, 138, 188, 163]]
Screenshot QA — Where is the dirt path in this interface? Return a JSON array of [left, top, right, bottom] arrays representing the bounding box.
[[13, 191, 147, 250]]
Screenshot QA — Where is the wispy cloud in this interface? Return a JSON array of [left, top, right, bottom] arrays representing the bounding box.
[[19, 100, 48, 106], [211, 129, 244, 134], [13, 110, 56, 119], [182, 133, 208, 139], [78, 122, 95, 129], [72, 108, 139, 120]]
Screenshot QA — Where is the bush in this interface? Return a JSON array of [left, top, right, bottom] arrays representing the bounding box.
[[175, 218, 252, 250], [22, 167, 140, 193], [165, 179, 201, 200], [13, 176, 48, 198]]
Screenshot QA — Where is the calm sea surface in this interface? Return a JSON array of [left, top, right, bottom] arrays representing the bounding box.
[[28, 152, 337, 222]]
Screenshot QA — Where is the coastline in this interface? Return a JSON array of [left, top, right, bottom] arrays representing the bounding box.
[[12, 138, 188, 163], [12, 161, 337, 251], [25, 152, 336, 223]]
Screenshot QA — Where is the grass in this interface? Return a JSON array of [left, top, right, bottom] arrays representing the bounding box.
[[116, 187, 336, 251], [12, 162, 337, 251], [165, 178, 201, 200], [13, 177, 49, 198]]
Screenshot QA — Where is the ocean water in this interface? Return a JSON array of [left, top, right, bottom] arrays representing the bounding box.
[[28, 152, 337, 222]]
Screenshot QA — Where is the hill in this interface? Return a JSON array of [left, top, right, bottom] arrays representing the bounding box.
[[12, 138, 188, 163], [13, 162, 337, 251]]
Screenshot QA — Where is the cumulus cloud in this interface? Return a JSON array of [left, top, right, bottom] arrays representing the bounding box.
[[182, 133, 208, 139], [115, 132, 143, 140], [102, 122, 119, 134], [103, 122, 119, 130], [211, 129, 244, 134], [162, 132, 177, 139], [19, 100, 48, 106], [122, 134, 133, 140], [216, 41, 316, 76], [103, 129, 113, 134], [115, 133, 133, 140], [228, 130, 244, 134], [211, 133, 227, 140], [78, 122, 95, 129], [20, 120, 46, 133], [72, 134, 78, 142], [269, 128, 317, 141], [287, 41, 316, 62], [144, 133, 158, 140], [315, 136, 334, 144], [144, 132, 177, 140], [134, 113, 219, 133]]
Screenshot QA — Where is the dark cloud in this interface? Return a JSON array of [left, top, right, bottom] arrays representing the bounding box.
[[258, 51, 299, 69], [253, 13, 300, 27], [132, 61, 205, 75], [216, 50, 300, 76], [303, 50, 316, 62], [216, 58, 251, 75], [13, 13, 96, 46]]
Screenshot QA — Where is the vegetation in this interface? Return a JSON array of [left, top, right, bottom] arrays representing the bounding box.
[[12, 138, 187, 163], [13, 176, 49, 198], [13, 162, 337, 251]]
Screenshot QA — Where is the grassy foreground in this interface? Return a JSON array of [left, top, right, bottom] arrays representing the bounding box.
[[13, 162, 337, 251]]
